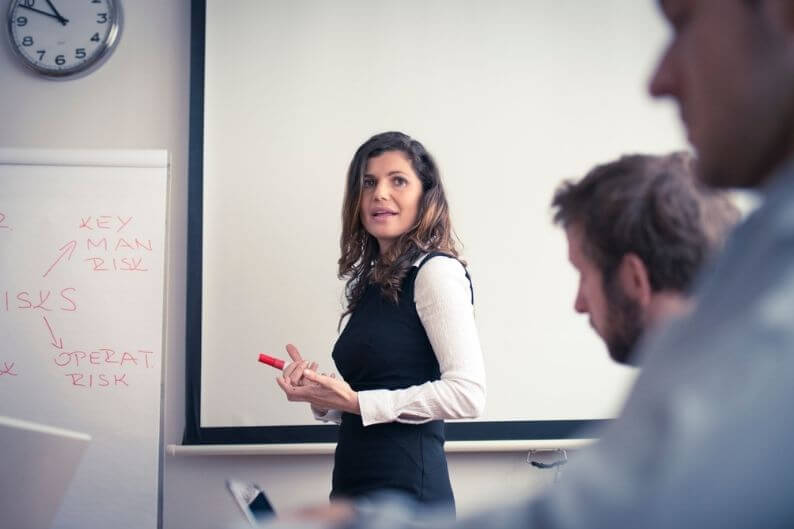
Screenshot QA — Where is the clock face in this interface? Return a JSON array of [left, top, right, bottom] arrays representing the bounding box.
[[7, 0, 121, 78]]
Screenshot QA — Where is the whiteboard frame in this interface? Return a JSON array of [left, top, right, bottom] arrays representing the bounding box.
[[182, 0, 611, 446]]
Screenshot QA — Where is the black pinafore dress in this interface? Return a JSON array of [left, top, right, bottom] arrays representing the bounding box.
[[330, 254, 471, 511]]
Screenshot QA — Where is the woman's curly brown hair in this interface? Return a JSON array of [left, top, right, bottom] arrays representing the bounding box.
[[338, 131, 462, 321]]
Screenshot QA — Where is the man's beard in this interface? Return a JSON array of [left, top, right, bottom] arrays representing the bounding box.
[[603, 279, 644, 366]]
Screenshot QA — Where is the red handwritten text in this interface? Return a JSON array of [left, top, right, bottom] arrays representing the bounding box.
[[2, 288, 78, 312], [42, 240, 77, 278], [78, 215, 133, 232], [53, 348, 155, 369], [84, 257, 149, 272], [42, 315, 64, 349], [53, 347, 156, 390], [0, 361, 18, 376], [86, 237, 153, 252], [65, 373, 128, 388]]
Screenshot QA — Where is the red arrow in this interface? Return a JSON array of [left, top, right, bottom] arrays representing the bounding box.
[[42, 240, 77, 278], [42, 315, 64, 349]]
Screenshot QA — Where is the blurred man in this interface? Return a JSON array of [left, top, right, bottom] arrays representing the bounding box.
[[551, 152, 738, 365]]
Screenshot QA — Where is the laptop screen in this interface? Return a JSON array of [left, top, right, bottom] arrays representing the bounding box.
[[0, 416, 90, 529], [227, 479, 276, 527]]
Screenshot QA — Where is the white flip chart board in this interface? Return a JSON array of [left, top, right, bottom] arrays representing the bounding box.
[[0, 149, 168, 529]]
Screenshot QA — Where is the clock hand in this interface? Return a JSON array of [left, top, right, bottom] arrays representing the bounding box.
[[43, 0, 69, 25], [19, 4, 68, 23]]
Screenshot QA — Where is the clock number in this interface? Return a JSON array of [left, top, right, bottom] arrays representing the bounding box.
[[97, 13, 108, 23], [21, 0, 35, 7], [75, 48, 87, 59], [36, 50, 45, 60], [16, 16, 28, 27], [22, 36, 33, 47], [55, 55, 66, 66], [91, 32, 100, 42]]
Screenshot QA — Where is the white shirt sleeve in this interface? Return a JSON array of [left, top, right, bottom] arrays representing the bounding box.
[[357, 256, 487, 426]]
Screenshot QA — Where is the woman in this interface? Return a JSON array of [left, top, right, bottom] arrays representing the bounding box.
[[276, 131, 485, 513]]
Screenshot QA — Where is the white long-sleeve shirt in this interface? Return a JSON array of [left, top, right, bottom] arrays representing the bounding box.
[[315, 254, 486, 427]]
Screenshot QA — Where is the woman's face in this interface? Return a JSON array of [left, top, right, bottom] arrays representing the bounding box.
[[359, 150, 423, 254]]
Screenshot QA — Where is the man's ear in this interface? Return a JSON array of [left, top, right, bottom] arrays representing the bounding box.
[[617, 253, 653, 307]]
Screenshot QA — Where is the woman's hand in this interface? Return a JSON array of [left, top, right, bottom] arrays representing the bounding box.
[[277, 343, 324, 412], [277, 369, 360, 415], [280, 343, 318, 388], [309, 373, 338, 417]]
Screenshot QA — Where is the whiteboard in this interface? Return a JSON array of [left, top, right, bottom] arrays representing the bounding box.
[[190, 0, 687, 441], [0, 149, 168, 528]]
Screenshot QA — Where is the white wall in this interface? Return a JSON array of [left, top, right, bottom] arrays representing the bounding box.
[[0, 2, 557, 527]]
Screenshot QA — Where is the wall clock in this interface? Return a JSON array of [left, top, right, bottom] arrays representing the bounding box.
[[7, 0, 122, 79]]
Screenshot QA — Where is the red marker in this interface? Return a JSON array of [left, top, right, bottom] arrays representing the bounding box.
[[258, 353, 285, 370]]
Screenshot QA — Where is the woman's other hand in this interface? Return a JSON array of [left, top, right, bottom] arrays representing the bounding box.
[[310, 373, 339, 416], [277, 369, 360, 415]]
